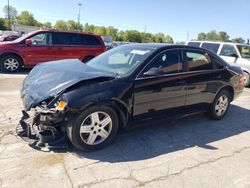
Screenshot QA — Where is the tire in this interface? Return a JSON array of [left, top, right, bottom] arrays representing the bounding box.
[[82, 56, 94, 63], [0, 54, 22, 72], [208, 90, 231, 120], [67, 105, 119, 151], [243, 71, 250, 87]]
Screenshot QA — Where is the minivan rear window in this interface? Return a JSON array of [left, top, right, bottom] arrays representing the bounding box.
[[201, 43, 220, 53], [53, 33, 102, 46], [187, 42, 201, 47]]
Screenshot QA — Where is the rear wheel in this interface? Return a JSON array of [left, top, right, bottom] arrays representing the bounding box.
[[208, 90, 231, 120], [0, 54, 22, 72], [243, 71, 250, 87], [67, 105, 119, 151]]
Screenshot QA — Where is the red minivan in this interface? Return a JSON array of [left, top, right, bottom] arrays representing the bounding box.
[[0, 30, 106, 72]]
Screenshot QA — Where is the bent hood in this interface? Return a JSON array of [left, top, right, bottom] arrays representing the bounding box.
[[21, 59, 115, 110]]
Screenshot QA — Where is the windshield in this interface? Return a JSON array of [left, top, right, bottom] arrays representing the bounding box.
[[87, 45, 153, 76], [237, 45, 250, 59], [13, 31, 37, 43]]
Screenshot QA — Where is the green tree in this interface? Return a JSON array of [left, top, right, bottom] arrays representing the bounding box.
[[232, 37, 245, 44], [93, 26, 107, 35], [141, 33, 154, 43], [165, 35, 174, 43], [218, 31, 230, 42], [117, 31, 125, 41], [0, 18, 7, 30], [154, 33, 166, 43], [43, 22, 52, 29], [83, 23, 95, 33], [197, 32, 207, 40], [2, 5, 18, 29], [106, 26, 118, 40], [54, 20, 68, 30], [206, 30, 218, 41], [17, 11, 39, 26], [123, 30, 142, 43], [67, 20, 80, 31]]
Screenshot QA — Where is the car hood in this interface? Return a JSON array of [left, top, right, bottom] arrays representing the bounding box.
[[21, 59, 115, 110]]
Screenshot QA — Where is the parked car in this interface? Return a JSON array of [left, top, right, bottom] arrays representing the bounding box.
[[0, 30, 106, 72], [0, 34, 20, 42], [186, 41, 250, 86], [17, 44, 244, 151]]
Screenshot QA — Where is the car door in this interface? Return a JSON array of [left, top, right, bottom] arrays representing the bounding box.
[[133, 49, 187, 119], [22, 32, 57, 65], [219, 44, 240, 65], [183, 49, 225, 107]]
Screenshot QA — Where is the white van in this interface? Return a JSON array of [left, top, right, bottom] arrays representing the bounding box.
[[186, 41, 250, 86]]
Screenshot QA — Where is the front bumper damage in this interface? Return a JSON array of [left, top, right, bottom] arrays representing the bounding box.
[[16, 108, 69, 151]]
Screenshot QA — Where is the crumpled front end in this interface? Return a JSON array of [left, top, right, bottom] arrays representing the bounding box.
[[17, 106, 69, 151]]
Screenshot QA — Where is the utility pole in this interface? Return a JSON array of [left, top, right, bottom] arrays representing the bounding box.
[[8, 0, 10, 30], [77, 3, 82, 31], [186, 31, 189, 41], [144, 25, 147, 33]]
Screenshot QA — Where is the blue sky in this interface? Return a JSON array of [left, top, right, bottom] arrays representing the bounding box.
[[0, 0, 250, 42]]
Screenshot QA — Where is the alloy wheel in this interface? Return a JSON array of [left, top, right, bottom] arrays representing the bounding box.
[[3, 58, 19, 71], [215, 95, 229, 117], [79, 111, 113, 145]]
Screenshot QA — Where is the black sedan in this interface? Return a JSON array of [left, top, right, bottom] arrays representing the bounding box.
[[18, 44, 244, 151]]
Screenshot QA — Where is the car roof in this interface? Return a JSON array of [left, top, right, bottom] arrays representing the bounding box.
[[187, 40, 248, 46], [126, 43, 205, 51], [34, 29, 101, 37]]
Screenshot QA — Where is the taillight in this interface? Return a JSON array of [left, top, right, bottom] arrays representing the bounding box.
[[237, 74, 245, 89]]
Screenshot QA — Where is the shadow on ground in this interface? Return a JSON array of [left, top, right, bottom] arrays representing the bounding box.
[[0, 67, 32, 75], [73, 104, 250, 162]]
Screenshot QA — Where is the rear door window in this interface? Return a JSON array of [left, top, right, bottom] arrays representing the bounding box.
[[186, 51, 213, 71], [187, 42, 201, 47], [53, 33, 72, 45], [201, 43, 220, 53]]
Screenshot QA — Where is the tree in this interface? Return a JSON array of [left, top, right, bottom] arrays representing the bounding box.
[[154, 33, 166, 43], [93, 26, 107, 35], [117, 31, 125, 41], [43, 22, 52, 29], [83, 23, 95, 33], [123, 30, 142, 43], [54, 20, 68, 30], [106, 26, 118, 40], [198, 32, 207, 40], [2, 5, 18, 29], [218, 31, 230, 42], [0, 18, 7, 30], [232, 37, 245, 44], [165, 35, 174, 43], [206, 30, 218, 41], [17, 11, 39, 26], [67, 20, 80, 31], [141, 33, 154, 43]]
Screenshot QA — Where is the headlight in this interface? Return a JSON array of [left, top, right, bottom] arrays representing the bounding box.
[[55, 101, 67, 111]]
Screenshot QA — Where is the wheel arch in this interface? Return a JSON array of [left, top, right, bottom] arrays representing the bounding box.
[[215, 85, 235, 102], [0, 52, 24, 66]]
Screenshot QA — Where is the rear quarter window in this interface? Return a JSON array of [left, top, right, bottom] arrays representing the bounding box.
[[201, 43, 220, 53], [81, 35, 102, 46]]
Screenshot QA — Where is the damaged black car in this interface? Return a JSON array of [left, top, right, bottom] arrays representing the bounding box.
[[17, 44, 244, 151]]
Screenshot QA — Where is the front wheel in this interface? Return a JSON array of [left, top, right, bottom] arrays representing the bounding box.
[[0, 55, 22, 72], [67, 105, 119, 151], [208, 90, 231, 120]]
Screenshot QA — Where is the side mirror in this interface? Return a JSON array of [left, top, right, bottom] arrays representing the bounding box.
[[230, 53, 239, 58], [25, 39, 32, 45], [143, 67, 163, 77]]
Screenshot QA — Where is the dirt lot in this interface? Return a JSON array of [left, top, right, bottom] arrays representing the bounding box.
[[0, 74, 250, 188]]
